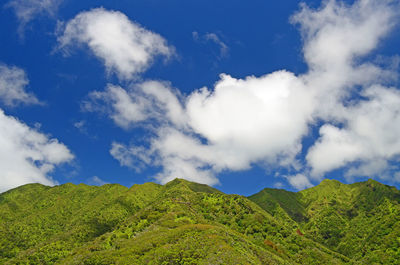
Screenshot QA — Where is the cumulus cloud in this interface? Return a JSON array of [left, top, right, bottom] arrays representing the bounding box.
[[307, 85, 400, 180], [0, 109, 73, 192], [88, 0, 400, 188], [96, 72, 313, 185], [97, 72, 309, 185], [186, 72, 312, 165], [293, 0, 399, 120], [57, 8, 174, 80], [6, 0, 62, 34], [0, 64, 40, 106], [292, 0, 400, 184]]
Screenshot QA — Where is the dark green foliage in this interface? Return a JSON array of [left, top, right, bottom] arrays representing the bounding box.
[[248, 188, 306, 222], [0, 178, 398, 264]]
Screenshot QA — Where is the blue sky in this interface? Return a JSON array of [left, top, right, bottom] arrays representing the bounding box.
[[0, 0, 400, 195]]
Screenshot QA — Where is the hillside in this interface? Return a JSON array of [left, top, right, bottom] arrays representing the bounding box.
[[249, 179, 400, 264], [0, 178, 398, 264]]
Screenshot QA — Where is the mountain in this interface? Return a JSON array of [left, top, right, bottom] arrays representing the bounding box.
[[249, 179, 400, 264], [0, 178, 398, 264]]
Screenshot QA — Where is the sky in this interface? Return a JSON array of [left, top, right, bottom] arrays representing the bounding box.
[[0, 0, 400, 195]]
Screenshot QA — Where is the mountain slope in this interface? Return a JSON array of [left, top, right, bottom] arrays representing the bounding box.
[[0, 178, 352, 264], [249, 178, 400, 264]]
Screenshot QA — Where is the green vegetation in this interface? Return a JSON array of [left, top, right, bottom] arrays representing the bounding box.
[[0, 178, 399, 264], [250, 178, 400, 264]]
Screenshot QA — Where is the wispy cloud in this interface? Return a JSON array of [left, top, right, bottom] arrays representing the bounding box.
[[87, 176, 108, 186], [73, 120, 86, 133], [5, 0, 62, 36], [193, 31, 229, 58], [273, 182, 284, 189], [110, 142, 151, 172]]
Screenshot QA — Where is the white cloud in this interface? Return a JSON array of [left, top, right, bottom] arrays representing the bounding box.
[[292, 0, 397, 72], [205, 33, 228, 57], [186, 72, 312, 166], [73, 120, 87, 134], [294, 0, 400, 181], [57, 8, 174, 80], [6, 0, 62, 34], [73, 120, 85, 129], [273, 182, 284, 189], [293, 0, 399, 121], [83, 81, 186, 129], [0, 64, 40, 106], [0, 109, 73, 192], [110, 142, 151, 172], [286, 174, 313, 190], [394, 172, 400, 183], [307, 125, 365, 177], [193, 31, 229, 58], [84, 85, 149, 128], [104, 71, 313, 185], [307, 85, 400, 180], [91, 0, 400, 186], [87, 176, 108, 186]]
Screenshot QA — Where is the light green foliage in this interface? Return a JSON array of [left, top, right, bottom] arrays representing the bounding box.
[[0, 178, 398, 264]]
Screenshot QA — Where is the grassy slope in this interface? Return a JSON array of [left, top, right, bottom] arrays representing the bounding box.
[[0, 179, 349, 264]]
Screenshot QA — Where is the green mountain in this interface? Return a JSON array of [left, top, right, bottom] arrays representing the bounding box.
[[0, 178, 398, 264], [249, 179, 400, 264]]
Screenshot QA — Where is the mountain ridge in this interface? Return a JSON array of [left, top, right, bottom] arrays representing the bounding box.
[[1, 178, 399, 264]]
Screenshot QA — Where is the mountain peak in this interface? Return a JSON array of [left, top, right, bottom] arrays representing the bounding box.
[[164, 178, 223, 194], [165, 178, 190, 185], [318, 178, 343, 186]]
